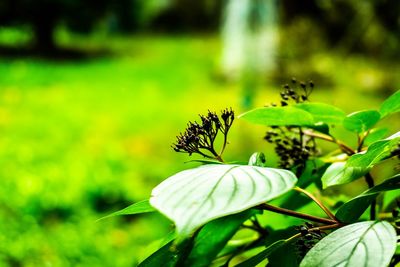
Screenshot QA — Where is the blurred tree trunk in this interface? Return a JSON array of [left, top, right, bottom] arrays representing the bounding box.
[[32, 17, 56, 52]]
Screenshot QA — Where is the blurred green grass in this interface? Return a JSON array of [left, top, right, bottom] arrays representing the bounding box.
[[0, 33, 399, 266]]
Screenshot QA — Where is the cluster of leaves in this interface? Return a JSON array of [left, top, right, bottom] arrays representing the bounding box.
[[103, 84, 400, 267]]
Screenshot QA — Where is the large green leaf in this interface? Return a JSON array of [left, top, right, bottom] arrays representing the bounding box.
[[294, 102, 346, 125], [239, 106, 314, 126], [321, 162, 367, 189], [235, 240, 286, 267], [185, 209, 257, 267], [98, 199, 155, 221], [150, 164, 297, 236], [343, 110, 381, 133], [380, 89, 400, 118], [300, 221, 397, 267], [336, 174, 400, 223]]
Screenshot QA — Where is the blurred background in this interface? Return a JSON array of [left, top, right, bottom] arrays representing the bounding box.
[[0, 0, 399, 266]]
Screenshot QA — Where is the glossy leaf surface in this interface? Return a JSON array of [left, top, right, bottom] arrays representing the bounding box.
[[300, 221, 397, 267], [380, 89, 400, 117], [239, 107, 314, 126], [294, 102, 346, 124], [150, 164, 297, 236], [343, 110, 381, 133], [321, 162, 367, 188]]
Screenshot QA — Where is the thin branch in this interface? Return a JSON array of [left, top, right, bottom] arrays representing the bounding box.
[[285, 223, 343, 243], [357, 130, 370, 152], [293, 187, 337, 221], [257, 203, 338, 225], [302, 130, 356, 155]]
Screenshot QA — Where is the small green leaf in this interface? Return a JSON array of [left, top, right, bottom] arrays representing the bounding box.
[[150, 164, 297, 237], [235, 240, 286, 267], [347, 131, 400, 169], [98, 199, 155, 221], [380, 89, 400, 118], [336, 174, 400, 223], [364, 128, 389, 145], [185, 209, 257, 267], [343, 110, 381, 133], [294, 102, 346, 124], [300, 221, 397, 267], [321, 162, 368, 188], [248, 152, 267, 167], [239, 106, 314, 126]]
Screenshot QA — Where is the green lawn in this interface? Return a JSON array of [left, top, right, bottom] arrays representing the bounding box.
[[0, 34, 398, 266]]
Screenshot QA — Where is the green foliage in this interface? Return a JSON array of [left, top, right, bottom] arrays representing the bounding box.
[[322, 131, 400, 188], [380, 90, 400, 118], [321, 162, 367, 188], [235, 240, 286, 267], [335, 174, 400, 223], [239, 106, 314, 126], [122, 86, 400, 266], [300, 221, 397, 267], [1, 32, 399, 266], [185, 209, 258, 266], [294, 103, 346, 125]]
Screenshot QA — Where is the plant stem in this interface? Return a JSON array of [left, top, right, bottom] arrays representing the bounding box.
[[285, 223, 343, 243], [365, 173, 376, 220], [215, 154, 224, 163], [357, 130, 370, 152], [303, 130, 355, 155], [293, 187, 337, 220], [258, 203, 338, 225]]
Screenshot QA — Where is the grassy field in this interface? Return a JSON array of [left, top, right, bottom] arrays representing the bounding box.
[[0, 34, 398, 266]]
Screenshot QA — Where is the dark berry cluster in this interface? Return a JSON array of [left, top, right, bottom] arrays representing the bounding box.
[[265, 127, 317, 170], [295, 222, 326, 260], [273, 78, 314, 107], [172, 108, 234, 160], [264, 79, 318, 172]]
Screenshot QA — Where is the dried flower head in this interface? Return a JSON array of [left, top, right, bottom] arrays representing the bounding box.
[[172, 108, 234, 161]]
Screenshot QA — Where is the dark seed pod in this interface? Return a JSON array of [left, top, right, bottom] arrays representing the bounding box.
[[300, 226, 308, 235], [305, 222, 314, 228]]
